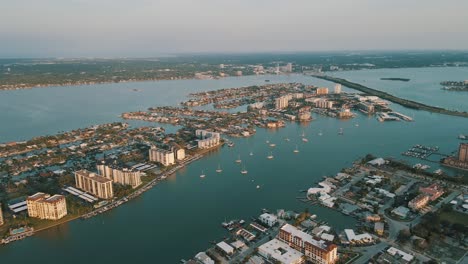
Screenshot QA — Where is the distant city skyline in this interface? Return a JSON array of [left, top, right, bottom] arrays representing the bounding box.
[[1, 0, 468, 57]]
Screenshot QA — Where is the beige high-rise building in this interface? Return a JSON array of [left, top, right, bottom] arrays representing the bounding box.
[[149, 147, 175, 166], [0, 203, 4, 226], [334, 84, 342, 94], [27, 193, 67, 220], [97, 162, 142, 189], [75, 170, 114, 199], [316, 87, 329, 95], [459, 143, 468, 162], [315, 99, 334, 109], [172, 146, 186, 160], [275, 96, 289, 109], [195, 130, 221, 149]]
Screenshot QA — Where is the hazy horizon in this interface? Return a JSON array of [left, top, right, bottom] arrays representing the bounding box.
[[2, 0, 468, 57]]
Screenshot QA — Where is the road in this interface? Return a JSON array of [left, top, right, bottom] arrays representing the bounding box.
[[229, 224, 281, 263], [351, 242, 389, 264]]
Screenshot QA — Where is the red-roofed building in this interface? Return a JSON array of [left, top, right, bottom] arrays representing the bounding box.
[[419, 184, 444, 201]]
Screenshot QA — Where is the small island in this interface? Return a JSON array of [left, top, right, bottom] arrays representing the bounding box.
[[380, 77, 410, 82]]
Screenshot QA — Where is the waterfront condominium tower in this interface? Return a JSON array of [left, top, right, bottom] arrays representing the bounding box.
[[459, 143, 468, 162], [26, 193, 68, 220], [97, 161, 142, 189], [75, 170, 114, 199], [149, 147, 176, 166], [274, 96, 290, 109], [195, 130, 221, 149]]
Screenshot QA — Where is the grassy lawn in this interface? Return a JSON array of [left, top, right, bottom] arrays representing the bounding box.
[[0, 213, 81, 238], [439, 210, 468, 226], [427, 240, 466, 263]]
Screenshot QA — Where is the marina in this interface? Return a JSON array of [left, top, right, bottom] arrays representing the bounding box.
[[0, 69, 467, 264], [402, 144, 442, 160]]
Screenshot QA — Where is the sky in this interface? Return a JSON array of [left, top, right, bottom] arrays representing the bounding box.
[[1, 0, 468, 57]]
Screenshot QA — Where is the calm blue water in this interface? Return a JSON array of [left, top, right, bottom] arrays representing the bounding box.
[[331, 67, 468, 111], [0, 70, 466, 263]]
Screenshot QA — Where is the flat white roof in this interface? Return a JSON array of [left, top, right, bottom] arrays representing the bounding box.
[[259, 213, 277, 220], [12, 205, 28, 213], [216, 241, 234, 254], [64, 187, 97, 203], [387, 247, 414, 262], [9, 201, 27, 209], [258, 239, 303, 264], [344, 229, 373, 242], [230, 240, 245, 249]]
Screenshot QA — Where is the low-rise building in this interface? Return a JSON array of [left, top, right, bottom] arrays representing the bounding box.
[[298, 112, 311, 121], [374, 222, 384, 236], [27, 193, 67, 220], [149, 147, 175, 166], [278, 224, 338, 264], [249, 102, 265, 109], [408, 194, 430, 210], [216, 241, 234, 255], [392, 206, 410, 218], [386, 247, 414, 263], [357, 102, 375, 113], [195, 252, 214, 264], [258, 238, 304, 264], [259, 213, 278, 227], [338, 109, 353, 119], [75, 170, 114, 199], [344, 229, 373, 244], [365, 214, 381, 222], [419, 184, 444, 201]]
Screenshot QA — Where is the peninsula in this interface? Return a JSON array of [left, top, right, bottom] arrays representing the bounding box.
[[380, 77, 410, 82], [310, 74, 468, 118]]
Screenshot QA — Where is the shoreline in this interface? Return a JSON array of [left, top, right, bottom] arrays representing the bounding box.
[[1, 65, 464, 92], [0, 76, 195, 91], [1, 144, 222, 246], [310, 74, 468, 118]]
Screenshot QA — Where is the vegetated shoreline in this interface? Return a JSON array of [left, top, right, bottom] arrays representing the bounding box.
[[0, 145, 219, 246], [380, 77, 410, 82], [311, 74, 468, 118], [0, 76, 195, 91]]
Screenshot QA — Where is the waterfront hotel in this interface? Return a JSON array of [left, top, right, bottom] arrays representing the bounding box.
[[75, 170, 114, 199], [27, 193, 67, 220], [278, 224, 338, 264]]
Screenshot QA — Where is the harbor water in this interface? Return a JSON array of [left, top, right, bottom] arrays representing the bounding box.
[[0, 68, 467, 263]]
